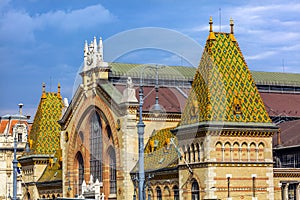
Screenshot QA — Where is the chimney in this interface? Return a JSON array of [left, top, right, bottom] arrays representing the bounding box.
[[18, 103, 24, 115]]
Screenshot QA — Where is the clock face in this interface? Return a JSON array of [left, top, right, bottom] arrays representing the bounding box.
[[87, 55, 93, 66]]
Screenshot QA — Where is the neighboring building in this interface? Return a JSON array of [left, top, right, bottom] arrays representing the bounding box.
[[57, 17, 300, 200], [273, 120, 300, 200], [19, 84, 64, 200], [0, 105, 31, 200]]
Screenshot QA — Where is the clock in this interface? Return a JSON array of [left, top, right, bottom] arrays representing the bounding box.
[[86, 54, 93, 66]]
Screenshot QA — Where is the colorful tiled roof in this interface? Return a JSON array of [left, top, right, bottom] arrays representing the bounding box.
[[132, 128, 179, 173], [180, 21, 272, 125], [29, 91, 63, 155]]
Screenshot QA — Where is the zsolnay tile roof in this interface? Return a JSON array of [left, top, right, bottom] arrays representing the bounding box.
[[131, 128, 179, 173], [135, 20, 281, 172], [180, 29, 271, 125], [27, 89, 63, 183]]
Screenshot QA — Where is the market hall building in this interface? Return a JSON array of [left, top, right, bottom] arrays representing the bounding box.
[[18, 18, 300, 200]]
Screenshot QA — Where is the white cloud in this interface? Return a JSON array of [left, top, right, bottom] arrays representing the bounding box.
[[0, 4, 115, 44], [245, 51, 277, 60], [36, 4, 116, 32]]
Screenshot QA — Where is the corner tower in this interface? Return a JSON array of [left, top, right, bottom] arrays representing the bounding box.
[[19, 83, 64, 199], [174, 18, 278, 200]]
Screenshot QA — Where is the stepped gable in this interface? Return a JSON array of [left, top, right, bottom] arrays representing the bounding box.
[[29, 83, 63, 155], [180, 17, 271, 126]]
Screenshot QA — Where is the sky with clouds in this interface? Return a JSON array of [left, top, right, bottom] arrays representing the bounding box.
[[0, 0, 299, 117]]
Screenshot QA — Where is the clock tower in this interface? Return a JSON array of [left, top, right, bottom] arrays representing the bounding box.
[[80, 36, 110, 92]]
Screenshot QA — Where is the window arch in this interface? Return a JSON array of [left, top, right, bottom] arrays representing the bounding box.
[[90, 112, 103, 182], [76, 152, 84, 195], [156, 186, 162, 200], [108, 147, 117, 194], [106, 125, 112, 140], [250, 142, 256, 161], [191, 180, 200, 200], [79, 131, 84, 143], [258, 142, 265, 161], [233, 142, 239, 161], [173, 185, 179, 200], [224, 142, 231, 161]]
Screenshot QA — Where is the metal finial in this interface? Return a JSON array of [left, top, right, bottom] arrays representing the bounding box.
[[230, 18, 234, 34], [209, 16, 213, 32]]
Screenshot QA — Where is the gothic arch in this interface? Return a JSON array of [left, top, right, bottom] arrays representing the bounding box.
[[249, 142, 256, 161], [233, 142, 239, 161], [74, 151, 84, 195], [258, 142, 265, 161], [65, 94, 121, 197]]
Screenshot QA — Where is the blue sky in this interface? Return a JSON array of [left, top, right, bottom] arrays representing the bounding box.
[[0, 0, 299, 117]]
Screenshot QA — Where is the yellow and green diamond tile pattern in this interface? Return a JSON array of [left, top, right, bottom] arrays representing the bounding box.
[[181, 32, 271, 125], [30, 92, 63, 154]]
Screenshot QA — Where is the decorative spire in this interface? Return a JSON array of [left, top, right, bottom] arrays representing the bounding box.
[[229, 18, 237, 42], [84, 40, 88, 56], [209, 16, 213, 32], [42, 82, 46, 99], [208, 16, 216, 41], [230, 18, 234, 34], [93, 36, 98, 53], [98, 37, 103, 61]]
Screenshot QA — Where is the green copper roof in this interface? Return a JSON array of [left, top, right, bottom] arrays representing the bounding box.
[[180, 31, 272, 125], [132, 128, 179, 173], [251, 71, 300, 86], [109, 63, 300, 87], [109, 62, 196, 80]]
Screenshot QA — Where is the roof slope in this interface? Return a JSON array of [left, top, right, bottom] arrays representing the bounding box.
[[131, 128, 179, 173], [180, 25, 271, 125], [30, 91, 63, 154], [109, 63, 300, 87]]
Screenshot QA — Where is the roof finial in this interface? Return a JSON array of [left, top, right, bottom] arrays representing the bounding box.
[[84, 40, 88, 55], [230, 18, 234, 34], [42, 82, 46, 99], [93, 36, 98, 53], [57, 83, 62, 99], [229, 18, 237, 42], [209, 16, 213, 32], [208, 16, 216, 41]]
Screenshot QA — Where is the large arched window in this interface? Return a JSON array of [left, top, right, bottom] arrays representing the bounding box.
[[173, 185, 179, 200], [76, 152, 84, 194], [156, 186, 162, 200], [191, 180, 200, 200], [109, 147, 117, 194], [90, 112, 103, 182]]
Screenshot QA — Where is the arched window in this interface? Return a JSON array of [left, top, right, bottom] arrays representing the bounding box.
[[27, 192, 31, 200], [191, 180, 200, 200], [109, 147, 117, 194], [76, 152, 84, 195], [156, 186, 162, 200], [90, 112, 103, 182], [173, 185, 179, 200]]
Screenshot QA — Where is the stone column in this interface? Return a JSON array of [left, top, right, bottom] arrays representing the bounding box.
[[283, 183, 289, 200], [296, 183, 300, 200]]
